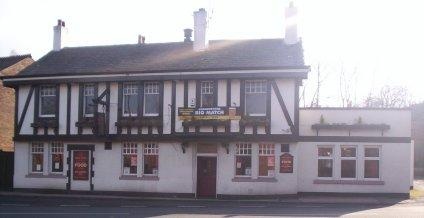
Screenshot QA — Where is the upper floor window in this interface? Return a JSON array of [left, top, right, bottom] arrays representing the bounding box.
[[200, 81, 214, 107], [144, 82, 160, 116], [83, 84, 95, 117], [39, 85, 56, 117], [245, 80, 267, 116], [340, 146, 357, 179], [235, 143, 252, 177], [123, 83, 138, 116]]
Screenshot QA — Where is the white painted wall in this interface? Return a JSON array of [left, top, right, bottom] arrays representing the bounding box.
[[58, 84, 67, 134], [175, 81, 184, 132], [109, 83, 118, 134], [69, 84, 79, 134], [216, 143, 298, 195], [14, 142, 68, 189], [300, 109, 411, 137], [297, 142, 411, 194], [162, 81, 172, 134], [93, 142, 194, 193], [18, 86, 34, 135]]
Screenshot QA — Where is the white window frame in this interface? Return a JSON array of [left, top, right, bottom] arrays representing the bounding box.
[[49, 141, 64, 174], [122, 142, 138, 176], [143, 143, 159, 176], [39, 85, 56, 118], [364, 146, 381, 180], [83, 84, 95, 117], [235, 143, 252, 177], [30, 142, 44, 173], [258, 143, 275, 178], [317, 145, 334, 179], [143, 82, 160, 117], [200, 81, 214, 107], [123, 83, 138, 117], [245, 80, 267, 116], [340, 145, 358, 180]]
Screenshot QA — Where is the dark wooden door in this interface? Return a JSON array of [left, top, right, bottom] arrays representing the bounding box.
[[197, 157, 217, 197]]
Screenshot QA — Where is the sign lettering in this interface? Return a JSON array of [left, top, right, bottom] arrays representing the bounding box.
[[73, 150, 89, 180], [280, 153, 293, 173], [178, 107, 241, 121]]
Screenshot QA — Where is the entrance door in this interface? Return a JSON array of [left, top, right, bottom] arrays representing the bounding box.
[[70, 150, 91, 191], [196, 156, 217, 197]]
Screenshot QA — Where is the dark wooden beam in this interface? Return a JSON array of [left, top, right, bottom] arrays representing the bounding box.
[[77, 83, 83, 135], [171, 80, 176, 134], [117, 82, 123, 134], [33, 86, 39, 135], [17, 86, 34, 134], [105, 82, 110, 135], [14, 87, 19, 137], [271, 80, 295, 134], [54, 84, 60, 135]]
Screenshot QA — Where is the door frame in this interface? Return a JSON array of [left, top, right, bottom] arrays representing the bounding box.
[[196, 154, 218, 198], [66, 144, 95, 191]]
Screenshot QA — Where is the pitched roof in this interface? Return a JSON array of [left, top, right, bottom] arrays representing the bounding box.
[[17, 39, 305, 77], [0, 54, 32, 72]]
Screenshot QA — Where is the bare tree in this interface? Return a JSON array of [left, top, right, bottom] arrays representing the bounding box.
[[364, 85, 412, 108]]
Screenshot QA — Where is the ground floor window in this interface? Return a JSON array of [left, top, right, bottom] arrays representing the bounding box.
[[50, 142, 64, 173], [259, 144, 275, 177], [317, 146, 333, 178], [340, 146, 357, 178], [235, 143, 252, 176], [143, 143, 159, 175], [364, 146, 380, 178], [31, 142, 44, 173], [122, 142, 138, 175]]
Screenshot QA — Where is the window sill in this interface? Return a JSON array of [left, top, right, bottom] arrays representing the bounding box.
[[313, 179, 385, 185], [25, 173, 66, 179], [119, 175, 160, 181], [232, 177, 277, 183]]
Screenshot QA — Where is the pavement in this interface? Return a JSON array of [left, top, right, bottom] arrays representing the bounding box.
[[0, 180, 423, 217]]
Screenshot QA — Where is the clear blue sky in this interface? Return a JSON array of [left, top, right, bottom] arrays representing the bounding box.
[[1, 0, 423, 105]]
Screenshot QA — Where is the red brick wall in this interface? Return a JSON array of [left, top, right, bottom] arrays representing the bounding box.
[[0, 58, 34, 151]]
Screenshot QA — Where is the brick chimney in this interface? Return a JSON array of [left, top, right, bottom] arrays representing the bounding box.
[[53, 19, 66, 51]]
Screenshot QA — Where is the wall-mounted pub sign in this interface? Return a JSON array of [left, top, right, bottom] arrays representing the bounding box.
[[73, 150, 89, 180], [178, 107, 240, 121], [280, 153, 293, 173]]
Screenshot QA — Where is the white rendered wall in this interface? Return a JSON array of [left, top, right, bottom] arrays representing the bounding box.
[[69, 84, 79, 134], [300, 109, 411, 137], [162, 81, 172, 134], [109, 83, 118, 134], [93, 142, 194, 193], [216, 143, 298, 195], [18, 85, 34, 135], [297, 142, 412, 194], [217, 80, 227, 107], [175, 81, 184, 132], [58, 84, 67, 134], [13, 142, 68, 189]]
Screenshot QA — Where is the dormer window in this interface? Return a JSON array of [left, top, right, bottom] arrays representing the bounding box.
[[245, 80, 267, 116], [200, 81, 214, 107], [144, 82, 159, 116], [39, 85, 56, 117], [83, 84, 95, 117], [123, 83, 138, 117]]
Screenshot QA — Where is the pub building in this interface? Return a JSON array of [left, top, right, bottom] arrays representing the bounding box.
[[2, 5, 413, 198]]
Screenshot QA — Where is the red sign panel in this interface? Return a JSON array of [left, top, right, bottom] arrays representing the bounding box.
[[73, 150, 89, 180], [280, 153, 293, 173]]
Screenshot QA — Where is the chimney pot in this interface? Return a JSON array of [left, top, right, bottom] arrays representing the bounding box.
[[184, 28, 193, 42]]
